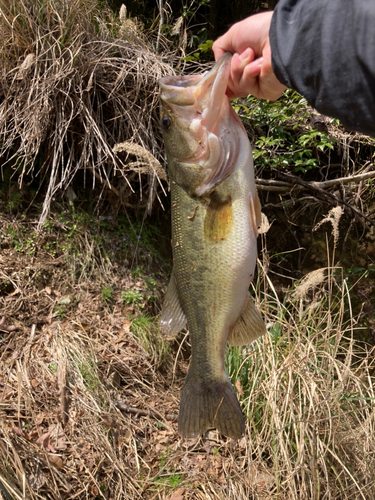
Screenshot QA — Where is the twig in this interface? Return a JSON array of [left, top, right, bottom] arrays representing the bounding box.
[[156, 0, 164, 55], [57, 355, 69, 426], [0, 480, 13, 500], [256, 169, 375, 192], [114, 401, 177, 423], [310, 169, 375, 189], [277, 172, 375, 226]]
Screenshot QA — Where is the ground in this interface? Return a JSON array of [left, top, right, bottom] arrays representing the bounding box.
[[0, 202, 375, 500]]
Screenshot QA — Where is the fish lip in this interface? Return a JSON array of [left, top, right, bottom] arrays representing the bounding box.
[[196, 51, 232, 88], [159, 52, 232, 101]]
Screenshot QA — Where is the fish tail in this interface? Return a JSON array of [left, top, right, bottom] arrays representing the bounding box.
[[178, 373, 245, 439]]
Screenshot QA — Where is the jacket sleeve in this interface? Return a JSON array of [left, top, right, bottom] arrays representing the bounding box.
[[269, 0, 375, 136]]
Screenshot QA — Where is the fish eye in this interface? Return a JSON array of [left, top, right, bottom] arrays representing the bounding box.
[[161, 116, 171, 129]]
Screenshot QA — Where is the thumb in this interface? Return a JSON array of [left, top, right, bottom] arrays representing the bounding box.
[[212, 39, 227, 62]]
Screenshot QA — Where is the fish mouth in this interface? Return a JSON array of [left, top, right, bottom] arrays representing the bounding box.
[[160, 52, 231, 88], [159, 53, 232, 117]]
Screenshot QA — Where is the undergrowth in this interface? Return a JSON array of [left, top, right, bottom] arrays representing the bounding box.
[[223, 210, 375, 499], [226, 268, 375, 499], [236, 90, 375, 175], [0, 0, 173, 227]]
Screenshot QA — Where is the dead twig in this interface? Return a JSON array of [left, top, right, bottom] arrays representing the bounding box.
[[114, 401, 177, 424], [276, 172, 375, 226], [256, 169, 375, 192]]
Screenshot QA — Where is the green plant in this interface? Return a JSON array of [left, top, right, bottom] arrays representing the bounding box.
[[234, 90, 336, 173], [101, 286, 113, 303], [53, 304, 67, 319], [131, 314, 169, 366], [185, 39, 213, 62], [121, 289, 143, 307], [346, 264, 375, 279], [78, 359, 101, 392], [145, 276, 157, 290], [153, 473, 184, 489], [5, 189, 22, 214]]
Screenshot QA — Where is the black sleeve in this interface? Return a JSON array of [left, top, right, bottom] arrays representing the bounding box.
[[269, 0, 375, 136]]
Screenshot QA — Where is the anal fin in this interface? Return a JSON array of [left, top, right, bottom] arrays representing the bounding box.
[[160, 269, 187, 339], [228, 293, 266, 346]]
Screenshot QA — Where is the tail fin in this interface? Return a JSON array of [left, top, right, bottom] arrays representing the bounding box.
[[178, 374, 245, 439]]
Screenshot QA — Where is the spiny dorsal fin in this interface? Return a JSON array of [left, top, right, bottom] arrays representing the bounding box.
[[160, 269, 187, 338], [228, 293, 266, 346]]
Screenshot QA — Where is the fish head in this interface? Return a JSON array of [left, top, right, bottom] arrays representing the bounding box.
[[159, 53, 240, 198]]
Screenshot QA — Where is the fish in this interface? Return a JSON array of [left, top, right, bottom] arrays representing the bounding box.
[[159, 53, 266, 439]]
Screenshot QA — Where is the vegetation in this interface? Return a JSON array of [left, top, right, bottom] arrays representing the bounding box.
[[1, 205, 374, 499], [227, 270, 375, 498], [0, 0, 172, 227]]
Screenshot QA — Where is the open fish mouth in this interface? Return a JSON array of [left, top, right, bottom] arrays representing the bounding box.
[[159, 52, 232, 126]]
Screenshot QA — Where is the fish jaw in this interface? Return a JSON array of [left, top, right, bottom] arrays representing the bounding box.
[[159, 52, 231, 125], [159, 53, 239, 197]]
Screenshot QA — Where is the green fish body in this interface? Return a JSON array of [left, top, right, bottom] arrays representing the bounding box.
[[159, 54, 266, 439]]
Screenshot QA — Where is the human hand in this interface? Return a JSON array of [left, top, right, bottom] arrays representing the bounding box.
[[212, 12, 286, 100]]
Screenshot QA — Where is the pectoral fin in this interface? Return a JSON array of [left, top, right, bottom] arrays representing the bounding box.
[[228, 293, 266, 346], [160, 270, 187, 338], [249, 191, 262, 236]]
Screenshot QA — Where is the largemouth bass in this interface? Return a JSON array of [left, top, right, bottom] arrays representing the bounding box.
[[159, 53, 266, 439]]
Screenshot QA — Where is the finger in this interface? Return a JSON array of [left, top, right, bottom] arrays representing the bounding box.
[[239, 58, 263, 95], [212, 38, 227, 61], [227, 53, 262, 98], [231, 48, 255, 84], [242, 57, 263, 80], [227, 49, 254, 98]]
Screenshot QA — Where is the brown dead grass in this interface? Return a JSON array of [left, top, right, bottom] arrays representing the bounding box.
[[0, 0, 176, 228]]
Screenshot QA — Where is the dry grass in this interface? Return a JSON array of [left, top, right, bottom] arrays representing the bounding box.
[[230, 270, 375, 499], [0, 0, 175, 227], [1, 3, 374, 498], [1, 208, 375, 499]]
